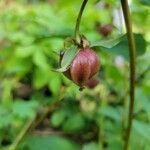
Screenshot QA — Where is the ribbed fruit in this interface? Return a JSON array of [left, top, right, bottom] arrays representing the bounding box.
[[61, 47, 100, 87]]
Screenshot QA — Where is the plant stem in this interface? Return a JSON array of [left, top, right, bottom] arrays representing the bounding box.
[[74, 0, 88, 42], [8, 116, 35, 150], [120, 0, 136, 150]]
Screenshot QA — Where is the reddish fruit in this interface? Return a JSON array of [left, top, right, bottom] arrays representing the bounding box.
[[61, 48, 100, 87], [96, 23, 113, 37], [86, 78, 99, 89]]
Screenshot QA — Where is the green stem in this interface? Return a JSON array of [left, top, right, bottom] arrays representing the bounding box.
[[8, 116, 35, 150], [74, 0, 88, 42], [120, 0, 136, 150]]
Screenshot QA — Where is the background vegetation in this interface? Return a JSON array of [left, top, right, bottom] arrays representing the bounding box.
[[0, 0, 150, 150]]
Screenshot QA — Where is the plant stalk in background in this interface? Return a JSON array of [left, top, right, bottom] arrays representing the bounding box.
[[121, 0, 136, 150]]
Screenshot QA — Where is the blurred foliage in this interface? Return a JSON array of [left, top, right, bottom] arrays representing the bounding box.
[[0, 0, 150, 150]]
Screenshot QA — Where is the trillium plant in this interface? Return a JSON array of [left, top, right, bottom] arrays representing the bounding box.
[[57, 0, 136, 150]]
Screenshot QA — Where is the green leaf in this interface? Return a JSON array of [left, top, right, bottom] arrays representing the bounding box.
[[61, 46, 78, 68], [48, 73, 61, 95], [56, 46, 78, 72], [63, 113, 85, 132], [91, 37, 121, 49], [56, 66, 69, 72], [51, 110, 66, 127], [140, 0, 150, 6], [82, 142, 99, 150], [19, 135, 80, 150], [98, 106, 121, 122], [33, 50, 49, 70], [105, 34, 146, 59], [133, 120, 150, 142], [8, 32, 34, 45], [92, 34, 146, 59], [15, 45, 37, 58], [33, 68, 49, 89], [135, 88, 150, 115], [13, 100, 38, 119], [0, 106, 12, 128]]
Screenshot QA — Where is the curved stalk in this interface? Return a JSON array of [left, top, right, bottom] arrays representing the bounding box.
[[120, 0, 136, 150], [74, 0, 88, 42]]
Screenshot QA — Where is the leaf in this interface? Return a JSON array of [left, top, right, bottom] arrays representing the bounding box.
[[109, 34, 146, 59], [61, 46, 78, 68], [0, 106, 12, 128], [19, 135, 80, 150], [63, 113, 85, 132], [98, 106, 121, 122], [48, 73, 61, 95], [134, 88, 150, 115], [15, 45, 37, 58], [33, 50, 49, 70], [56, 46, 78, 72], [13, 100, 39, 119], [82, 142, 99, 150], [105, 34, 146, 59], [8, 32, 34, 45], [91, 37, 121, 49], [133, 120, 150, 142], [92, 34, 146, 59], [140, 0, 150, 6], [33, 68, 49, 89], [56, 66, 69, 72], [51, 109, 66, 127]]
